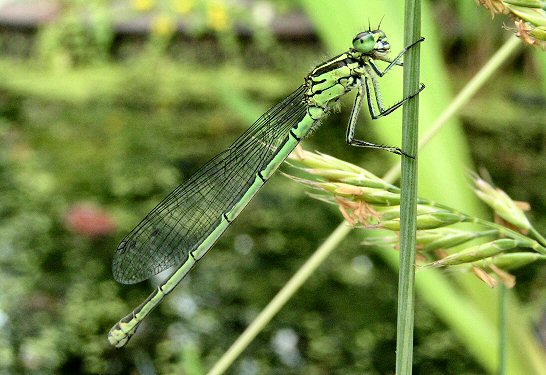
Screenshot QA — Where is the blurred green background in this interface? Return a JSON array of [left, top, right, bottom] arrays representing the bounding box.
[[0, 0, 545, 374]]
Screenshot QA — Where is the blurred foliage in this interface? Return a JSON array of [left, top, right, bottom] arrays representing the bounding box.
[[0, 0, 544, 374]]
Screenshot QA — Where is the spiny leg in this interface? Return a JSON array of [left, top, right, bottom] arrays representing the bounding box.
[[366, 79, 426, 120], [345, 83, 410, 157], [364, 65, 426, 120], [372, 36, 425, 76], [374, 57, 404, 69]]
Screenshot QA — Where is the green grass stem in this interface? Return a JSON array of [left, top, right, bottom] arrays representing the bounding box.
[[498, 284, 507, 375], [396, 1, 422, 373]]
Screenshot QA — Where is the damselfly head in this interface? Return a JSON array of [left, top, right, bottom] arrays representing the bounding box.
[[352, 30, 390, 56]]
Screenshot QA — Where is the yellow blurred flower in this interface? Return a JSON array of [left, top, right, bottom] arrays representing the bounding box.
[[172, 0, 194, 15], [132, 0, 155, 12], [152, 14, 177, 36], [207, 2, 230, 31]]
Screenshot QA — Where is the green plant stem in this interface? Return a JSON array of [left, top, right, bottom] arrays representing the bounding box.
[[498, 284, 507, 375], [206, 223, 352, 375], [397, 1, 422, 374], [382, 36, 521, 183]]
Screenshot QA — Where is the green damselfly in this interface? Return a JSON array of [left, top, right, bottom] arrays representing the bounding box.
[[109, 29, 424, 347]]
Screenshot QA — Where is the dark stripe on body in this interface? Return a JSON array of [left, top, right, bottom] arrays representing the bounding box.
[[311, 56, 358, 78], [289, 130, 301, 141]]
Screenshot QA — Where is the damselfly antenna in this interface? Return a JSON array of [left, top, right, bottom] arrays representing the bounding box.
[[377, 15, 385, 29]]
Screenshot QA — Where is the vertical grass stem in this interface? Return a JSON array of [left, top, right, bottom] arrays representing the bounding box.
[[396, 1, 422, 373], [498, 284, 507, 375]]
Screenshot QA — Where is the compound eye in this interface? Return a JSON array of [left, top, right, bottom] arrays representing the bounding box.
[[352, 32, 375, 53]]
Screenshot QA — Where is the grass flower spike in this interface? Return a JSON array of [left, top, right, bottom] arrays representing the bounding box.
[[476, 0, 546, 48], [471, 173, 531, 231], [287, 149, 546, 286]]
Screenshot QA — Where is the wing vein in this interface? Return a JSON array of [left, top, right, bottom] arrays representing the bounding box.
[[113, 85, 309, 284]]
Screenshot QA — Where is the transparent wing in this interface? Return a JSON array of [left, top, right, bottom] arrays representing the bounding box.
[[113, 85, 308, 284]]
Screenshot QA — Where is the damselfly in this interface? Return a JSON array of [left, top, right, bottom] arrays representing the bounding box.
[[109, 29, 424, 347]]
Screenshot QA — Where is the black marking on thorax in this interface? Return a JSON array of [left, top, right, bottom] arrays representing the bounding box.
[[257, 171, 267, 183], [311, 54, 360, 79]]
